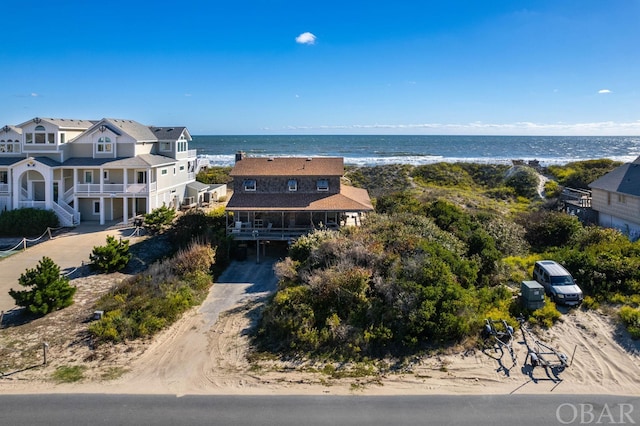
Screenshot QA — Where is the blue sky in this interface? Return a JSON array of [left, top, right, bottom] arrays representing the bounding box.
[[2, 1, 639, 135]]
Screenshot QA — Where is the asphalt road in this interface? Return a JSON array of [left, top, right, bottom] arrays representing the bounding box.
[[0, 394, 638, 425]]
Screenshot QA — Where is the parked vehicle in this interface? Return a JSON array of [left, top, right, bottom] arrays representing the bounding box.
[[533, 260, 583, 306]]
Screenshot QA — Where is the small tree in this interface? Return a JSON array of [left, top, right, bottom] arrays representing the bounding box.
[[90, 235, 132, 273], [144, 205, 176, 233], [9, 257, 76, 316]]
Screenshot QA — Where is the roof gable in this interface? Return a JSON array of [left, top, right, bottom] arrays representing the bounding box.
[[590, 156, 640, 196], [230, 157, 344, 177]]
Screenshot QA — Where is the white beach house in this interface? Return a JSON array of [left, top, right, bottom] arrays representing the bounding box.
[[0, 117, 205, 226]]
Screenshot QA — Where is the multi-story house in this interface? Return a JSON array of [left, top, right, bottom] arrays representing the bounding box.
[[0, 117, 202, 226], [225, 152, 374, 242], [588, 155, 640, 241]]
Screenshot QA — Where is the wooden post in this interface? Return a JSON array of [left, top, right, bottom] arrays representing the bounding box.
[[0, 310, 4, 328], [47, 227, 52, 240], [43, 342, 49, 366], [23, 238, 27, 251]]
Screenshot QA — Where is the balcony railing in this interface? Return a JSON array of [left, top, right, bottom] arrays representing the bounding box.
[[0, 183, 8, 193], [75, 183, 154, 195], [19, 200, 46, 209]]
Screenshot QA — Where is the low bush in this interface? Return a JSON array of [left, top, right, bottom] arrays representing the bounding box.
[[528, 298, 561, 328], [9, 256, 77, 316], [89, 243, 215, 343], [619, 306, 640, 339], [144, 205, 176, 234], [89, 235, 132, 273], [0, 208, 59, 237]]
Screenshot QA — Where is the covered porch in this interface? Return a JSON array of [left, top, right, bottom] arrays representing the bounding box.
[[225, 209, 364, 241]]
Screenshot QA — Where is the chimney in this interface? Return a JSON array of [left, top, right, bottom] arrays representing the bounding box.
[[235, 151, 245, 162]]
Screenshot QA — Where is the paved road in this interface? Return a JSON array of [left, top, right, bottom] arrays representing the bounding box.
[[0, 224, 143, 314], [0, 394, 638, 425]]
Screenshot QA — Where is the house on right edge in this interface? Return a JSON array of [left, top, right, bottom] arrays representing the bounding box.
[[589, 155, 640, 241]]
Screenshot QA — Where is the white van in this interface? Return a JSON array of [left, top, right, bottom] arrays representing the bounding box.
[[533, 260, 583, 306]]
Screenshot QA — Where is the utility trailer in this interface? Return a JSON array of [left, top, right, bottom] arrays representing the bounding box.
[[482, 318, 517, 367], [518, 317, 576, 370]]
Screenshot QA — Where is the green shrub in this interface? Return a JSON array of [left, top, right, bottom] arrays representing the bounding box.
[[619, 306, 640, 339], [90, 235, 132, 273], [543, 180, 562, 198], [89, 243, 215, 344], [0, 208, 59, 237], [581, 295, 600, 310], [547, 159, 621, 190], [504, 166, 539, 199], [529, 298, 561, 328], [516, 210, 582, 252], [196, 166, 232, 185], [9, 256, 76, 316], [144, 205, 176, 233]]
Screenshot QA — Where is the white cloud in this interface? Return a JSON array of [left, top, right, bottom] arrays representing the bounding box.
[[295, 32, 316, 45], [598, 89, 612, 94], [31, 93, 39, 97]]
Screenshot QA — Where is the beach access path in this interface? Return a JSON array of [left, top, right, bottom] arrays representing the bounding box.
[[0, 224, 143, 314]]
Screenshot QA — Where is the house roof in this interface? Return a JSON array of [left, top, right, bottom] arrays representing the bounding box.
[[229, 157, 345, 177], [150, 126, 190, 141], [95, 119, 158, 142], [589, 156, 640, 196], [226, 184, 374, 212], [187, 181, 210, 192], [1, 125, 21, 135], [16, 118, 96, 130], [0, 157, 24, 166], [62, 154, 176, 168]]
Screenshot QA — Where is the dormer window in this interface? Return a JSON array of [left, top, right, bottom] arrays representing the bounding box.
[[317, 179, 329, 192], [244, 179, 256, 192], [288, 179, 298, 192], [97, 137, 112, 153], [177, 140, 187, 152]]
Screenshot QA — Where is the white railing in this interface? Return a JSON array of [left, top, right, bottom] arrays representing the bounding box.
[[0, 183, 8, 193], [188, 172, 195, 181], [51, 201, 74, 227], [75, 183, 152, 194], [188, 149, 197, 158], [21, 187, 28, 199], [63, 186, 74, 203]]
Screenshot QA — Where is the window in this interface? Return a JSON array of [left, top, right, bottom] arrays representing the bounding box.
[[84, 171, 93, 184], [177, 141, 187, 152], [47, 133, 55, 144], [173, 167, 176, 176], [288, 179, 298, 192], [618, 194, 626, 204], [179, 165, 185, 172], [317, 179, 329, 191], [93, 201, 101, 215], [60, 133, 66, 144], [0, 171, 7, 184], [244, 179, 256, 191], [161, 169, 168, 176], [103, 171, 109, 181], [160, 142, 171, 151], [97, 137, 112, 153]]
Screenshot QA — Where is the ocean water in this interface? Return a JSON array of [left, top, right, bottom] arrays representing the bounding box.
[[191, 135, 640, 167]]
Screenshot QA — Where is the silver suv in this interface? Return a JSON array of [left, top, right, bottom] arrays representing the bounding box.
[[533, 260, 583, 306]]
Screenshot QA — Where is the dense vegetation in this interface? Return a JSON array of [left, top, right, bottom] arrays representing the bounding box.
[[196, 166, 232, 186], [0, 208, 59, 237], [9, 256, 77, 316], [89, 207, 231, 343], [89, 242, 215, 343], [254, 161, 640, 358], [547, 159, 621, 190]]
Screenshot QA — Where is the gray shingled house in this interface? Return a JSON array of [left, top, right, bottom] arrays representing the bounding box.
[[225, 152, 373, 242], [589, 155, 640, 240]]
